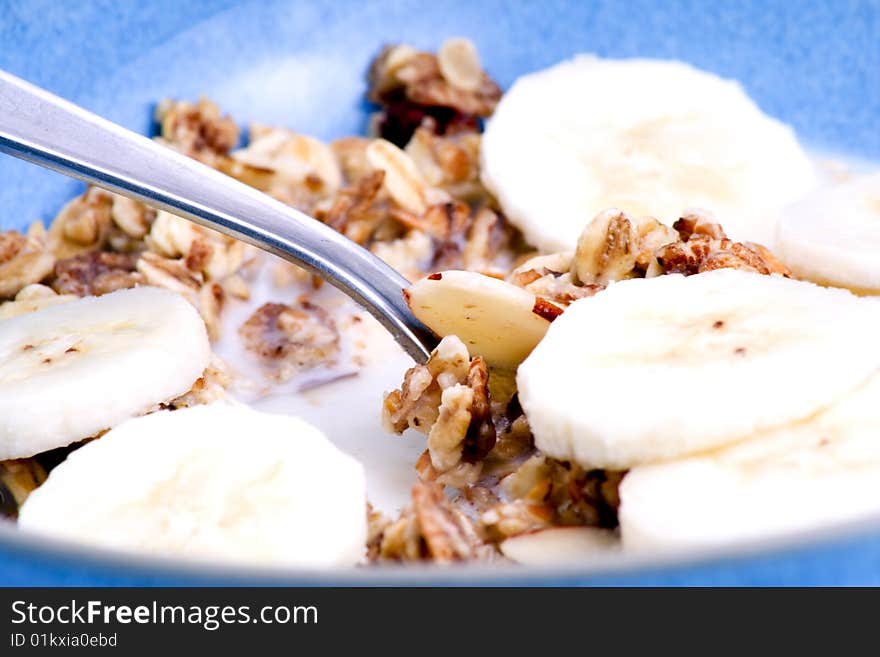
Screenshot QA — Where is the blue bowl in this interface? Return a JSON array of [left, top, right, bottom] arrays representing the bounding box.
[[1, 0, 879, 585]]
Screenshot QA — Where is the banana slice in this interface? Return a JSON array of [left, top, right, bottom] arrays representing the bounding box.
[[481, 56, 816, 251], [18, 403, 367, 567], [776, 172, 880, 292], [0, 286, 210, 459], [619, 373, 880, 551], [405, 270, 557, 370], [517, 269, 880, 470]]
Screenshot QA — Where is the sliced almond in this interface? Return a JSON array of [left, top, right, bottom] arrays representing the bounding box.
[[437, 38, 482, 92], [405, 270, 556, 370], [366, 139, 428, 215]]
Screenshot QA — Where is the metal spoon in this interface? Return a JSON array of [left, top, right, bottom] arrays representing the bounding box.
[[0, 70, 437, 363]]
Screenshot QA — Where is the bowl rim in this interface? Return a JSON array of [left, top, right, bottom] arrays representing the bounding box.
[[4, 507, 880, 584]]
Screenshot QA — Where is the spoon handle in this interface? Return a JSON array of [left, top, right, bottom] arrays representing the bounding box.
[[0, 70, 436, 363]]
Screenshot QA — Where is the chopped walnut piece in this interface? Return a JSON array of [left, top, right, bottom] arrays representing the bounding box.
[[376, 507, 425, 561], [384, 337, 496, 487], [383, 335, 469, 432], [482, 456, 625, 541], [239, 300, 340, 382], [377, 482, 494, 562], [0, 223, 55, 299], [426, 385, 477, 483], [673, 211, 727, 241], [0, 459, 47, 519], [47, 188, 114, 259], [368, 40, 501, 146], [51, 251, 142, 297], [656, 236, 791, 277], [411, 481, 487, 562], [155, 97, 239, 165], [319, 171, 388, 245]]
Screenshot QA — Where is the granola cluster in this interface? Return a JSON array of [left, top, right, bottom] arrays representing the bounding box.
[[656, 213, 791, 276], [508, 209, 791, 310], [368, 38, 502, 146], [369, 482, 495, 563], [481, 456, 624, 541], [239, 300, 340, 383], [383, 336, 497, 487], [154, 97, 240, 166], [0, 224, 54, 299], [382, 335, 624, 553]]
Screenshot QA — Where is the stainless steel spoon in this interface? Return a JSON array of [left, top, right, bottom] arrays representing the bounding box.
[[0, 70, 438, 362]]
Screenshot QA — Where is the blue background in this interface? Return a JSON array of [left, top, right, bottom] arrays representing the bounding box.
[[0, 0, 878, 584]]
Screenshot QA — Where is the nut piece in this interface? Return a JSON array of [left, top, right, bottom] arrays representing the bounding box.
[[376, 481, 493, 562], [383, 335, 471, 435], [482, 455, 625, 541], [239, 300, 340, 382], [48, 188, 113, 259], [52, 251, 143, 297], [366, 139, 430, 214], [0, 223, 55, 299], [437, 38, 483, 92], [656, 236, 791, 277], [367, 40, 501, 146], [384, 337, 496, 487], [319, 171, 388, 245], [155, 97, 239, 165], [673, 210, 727, 241]]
